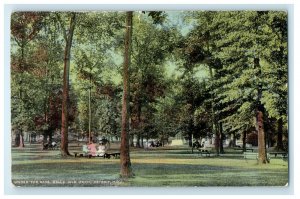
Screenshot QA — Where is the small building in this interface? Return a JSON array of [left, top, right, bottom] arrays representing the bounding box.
[[170, 132, 187, 146]]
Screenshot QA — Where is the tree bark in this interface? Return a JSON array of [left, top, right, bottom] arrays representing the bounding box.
[[257, 109, 267, 164], [277, 117, 284, 151], [219, 122, 224, 154], [208, 65, 219, 155], [214, 132, 220, 155], [60, 13, 76, 157], [255, 57, 268, 164], [136, 102, 142, 148], [19, 132, 25, 148], [136, 134, 141, 148], [242, 131, 246, 152], [120, 11, 133, 178], [141, 136, 144, 148]]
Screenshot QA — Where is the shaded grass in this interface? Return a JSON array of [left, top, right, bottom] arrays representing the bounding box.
[[11, 144, 288, 187]]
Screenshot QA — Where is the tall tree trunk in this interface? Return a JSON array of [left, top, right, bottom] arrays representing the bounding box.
[[255, 57, 268, 164], [17, 42, 25, 148], [277, 117, 284, 151], [19, 132, 24, 148], [136, 102, 142, 148], [229, 133, 235, 147], [233, 132, 236, 147], [219, 122, 224, 154], [120, 11, 133, 178], [141, 136, 144, 148], [242, 131, 246, 152], [214, 132, 220, 155], [209, 65, 219, 155], [257, 109, 267, 164], [136, 134, 140, 148], [60, 13, 76, 157]]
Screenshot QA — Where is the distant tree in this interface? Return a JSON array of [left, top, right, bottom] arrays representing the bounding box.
[[73, 12, 123, 142], [11, 12, 46, 147], [129, 15, 170, 147]]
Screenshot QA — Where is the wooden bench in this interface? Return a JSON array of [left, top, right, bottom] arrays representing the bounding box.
[[234, 147, 254, 152], [198, 148, 212, 157], [74, 152, 120, 159], [269, 152, 288, 158], [243, 152, 270, 161], [104, 152, 120, 159], [74, 152, 88, 158], [243, 152, 258, 160]]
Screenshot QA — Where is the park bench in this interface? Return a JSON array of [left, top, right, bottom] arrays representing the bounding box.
[[233, 147, 254, 152], [243, 152, 270, 162], [74, 144, 120, 159], [103, 152, 120, 159], [42, 141, 60, 150], [268, 151, 288, 161], [74, 144, 99, 158], [74, 152, 120, 159], [198, 148, 213, 157], [268, 151, 288, 158]]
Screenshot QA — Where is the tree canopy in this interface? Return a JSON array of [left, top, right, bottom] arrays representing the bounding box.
[[10, 11, 288, 165]]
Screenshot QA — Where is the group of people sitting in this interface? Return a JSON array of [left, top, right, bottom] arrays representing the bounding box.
[[42, 141, 59, 150], [82, 141, 108, 157]]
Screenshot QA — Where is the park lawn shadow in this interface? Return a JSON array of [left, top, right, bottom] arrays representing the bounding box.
[[126, 162, 288, 187], [11, 144, 288, 187], [12, 159, 122, 187]]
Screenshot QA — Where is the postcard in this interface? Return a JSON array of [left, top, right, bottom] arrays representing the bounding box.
[[10, 10, 288, 187]]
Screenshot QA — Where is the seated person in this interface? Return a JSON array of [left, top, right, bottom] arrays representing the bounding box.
[[192, 140, 201, 149], [82, 144, 89, 155], [97, 142, 107, 157], [87, 142, 97, 156]]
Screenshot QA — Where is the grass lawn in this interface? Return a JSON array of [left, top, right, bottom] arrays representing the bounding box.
[[11, 143, 288, 187]]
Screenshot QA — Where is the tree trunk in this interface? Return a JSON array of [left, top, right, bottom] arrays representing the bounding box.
[[136, 134, 140, 148], [60, 13, 76, 157], [219, 123, 224, 154], [233, 132, 236, 147], [257, 109, 267, 164], [136, 102, 141, 148], [188, 131, 193, 147], [242, 131, 246, 152], [141, 136, 144, 148], [120, 11, 133, 178], [19, 132, 25, 148], [208, 65, 219, 155], [130, 135, 134, 147], [255, 57, 268, 164], [229, 133, 235, 147], [214, 132, 220, 155], [277, 117, 284, 151]]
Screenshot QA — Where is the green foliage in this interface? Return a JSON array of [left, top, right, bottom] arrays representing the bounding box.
[[96, 96, 121, 137], [10, 11, 287, 149], [184, 11, 288, 137]]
